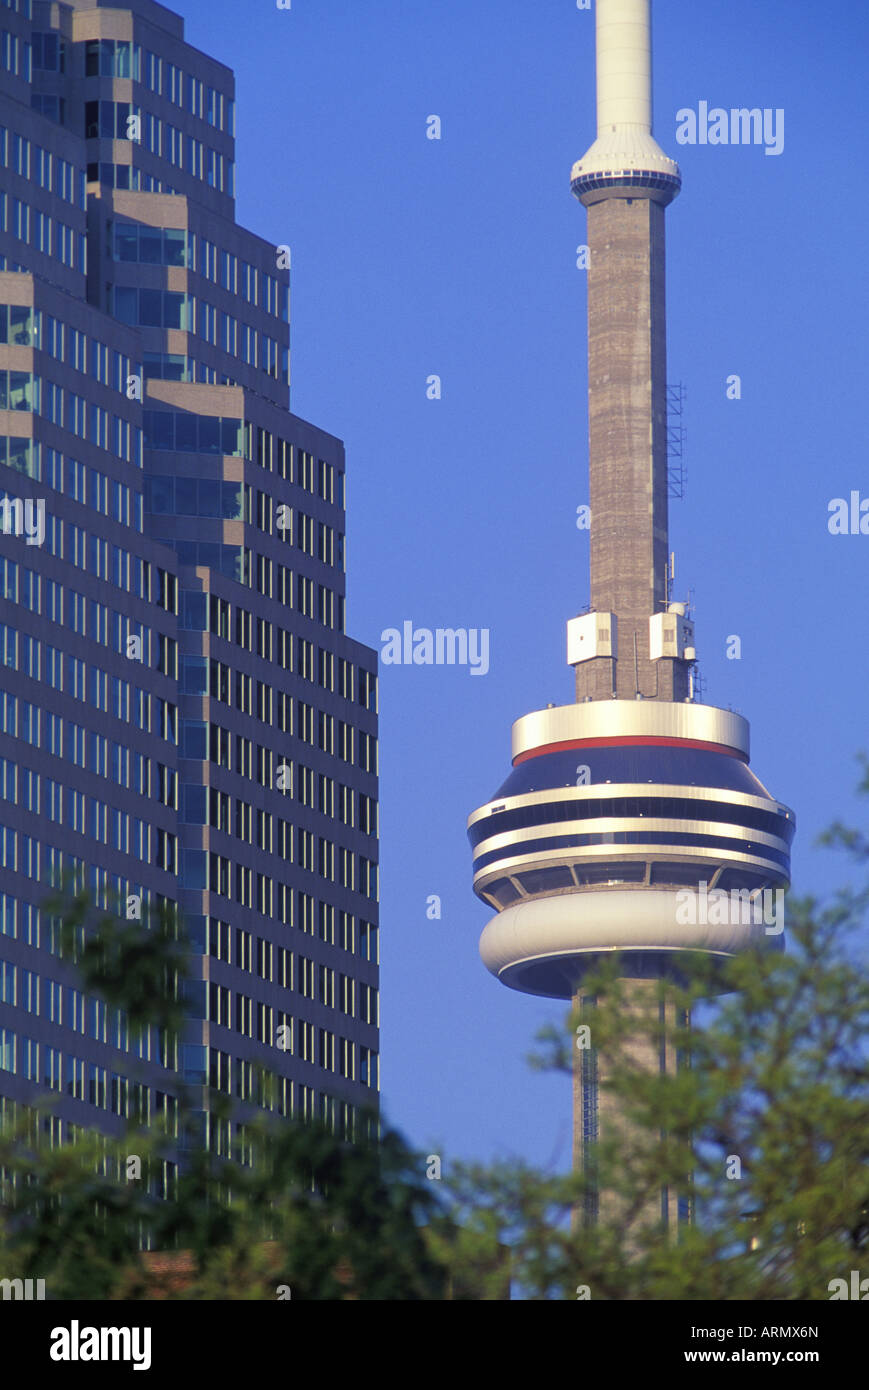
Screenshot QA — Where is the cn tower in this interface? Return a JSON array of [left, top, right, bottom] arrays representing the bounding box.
[[467, 0, 794, 1226]]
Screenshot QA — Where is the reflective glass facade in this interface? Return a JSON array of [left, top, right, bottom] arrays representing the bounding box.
[[0, 0, 379, 1163]]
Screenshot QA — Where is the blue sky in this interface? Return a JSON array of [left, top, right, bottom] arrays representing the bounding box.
[[177, 0, 869, 1169]]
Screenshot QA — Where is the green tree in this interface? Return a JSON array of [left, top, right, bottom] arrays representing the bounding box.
[[0, 888, 447, 1300]]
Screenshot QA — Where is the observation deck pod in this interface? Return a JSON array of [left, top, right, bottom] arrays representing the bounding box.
[[467, 701, 794, 999], [570, 153, 682, 208]]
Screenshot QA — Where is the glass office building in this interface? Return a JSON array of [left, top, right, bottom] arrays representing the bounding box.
[[0, 0, 379, 1168]]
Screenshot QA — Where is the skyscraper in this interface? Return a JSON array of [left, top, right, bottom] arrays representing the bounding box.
[[0, 0, 379, 1172], [467, 0, 793, 1224]]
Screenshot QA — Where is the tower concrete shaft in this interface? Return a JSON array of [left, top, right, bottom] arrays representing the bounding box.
[[577, 195, 683, 701], [574, 979, 684, 1233], [570, 0, 689, 703]]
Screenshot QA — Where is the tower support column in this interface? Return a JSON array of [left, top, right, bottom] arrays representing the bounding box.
[[576, 193, 688, 703], [574, 977, 683, 1234]]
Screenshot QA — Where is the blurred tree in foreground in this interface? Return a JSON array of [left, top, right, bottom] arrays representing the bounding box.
[[0, 886, 446, 1299]]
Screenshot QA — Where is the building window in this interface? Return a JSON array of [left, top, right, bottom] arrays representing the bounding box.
[[31, 31, 65, 72]]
